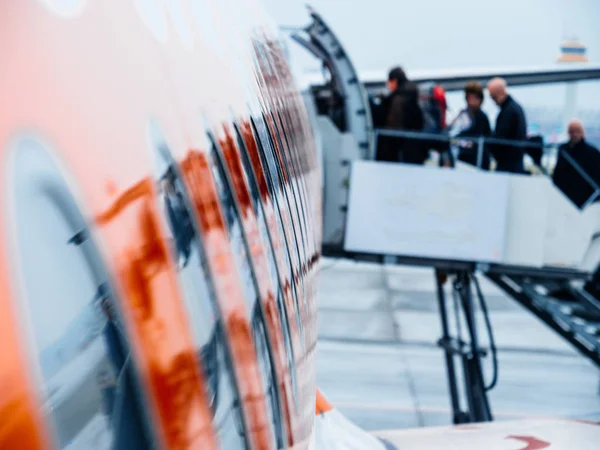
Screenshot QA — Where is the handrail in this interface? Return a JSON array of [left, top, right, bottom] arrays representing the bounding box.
[[374, 128, 547, 149], [372, 128, 600, 208], [560, 150, 600, 209], [374, 128, 549, 175]]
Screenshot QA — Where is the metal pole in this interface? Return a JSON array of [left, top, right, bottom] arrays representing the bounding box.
[[458, 271, 493, 422], [559, 150, 600, 195], [581, 189, 600, 210], [476, 136, 485, 169], [434, 270, 464, 423], [559, 148, 600, 209]]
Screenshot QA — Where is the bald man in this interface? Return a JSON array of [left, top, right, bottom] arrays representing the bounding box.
[[566, 119, 586, 146], [553, 119, 600, 208], [487, 77, 528, 173]]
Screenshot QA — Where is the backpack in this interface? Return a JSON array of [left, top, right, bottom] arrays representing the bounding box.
[[419, 83, 447, 133]]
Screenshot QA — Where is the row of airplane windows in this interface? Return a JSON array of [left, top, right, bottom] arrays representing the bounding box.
[[8, 109, 316, 449]]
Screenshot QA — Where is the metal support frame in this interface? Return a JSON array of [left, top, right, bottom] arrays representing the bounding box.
[[373, 128, 551, 174], [435, 269, 493, 424], [488, 273, 600, 367], [322, 245, 599, 421], [434, 271, 464, 423], [373, 128, 600, 206]]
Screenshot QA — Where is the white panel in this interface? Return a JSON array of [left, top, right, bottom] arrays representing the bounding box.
[[375, 419, 600, 450], [579, 203, 600, 272], [344, 161, 600, 269], [315, 409, 387, 450], [543, 184, 593, 267], [504, 176, 596, 268], [503, 175, 548, 267], [319, 116, 360, 246], [344, 161, 510, 263]]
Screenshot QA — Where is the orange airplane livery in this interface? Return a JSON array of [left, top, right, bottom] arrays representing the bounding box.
[[0, 1, 599, 450]]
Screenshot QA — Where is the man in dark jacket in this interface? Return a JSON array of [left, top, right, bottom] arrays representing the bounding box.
[[450, 81, 492, 169], [487, 77, 528, 173], [553, 119, 600, 208], [375, 66, 426, 164]]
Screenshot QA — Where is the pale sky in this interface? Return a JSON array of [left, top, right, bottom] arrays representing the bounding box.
[[263, 0, 600, 110]]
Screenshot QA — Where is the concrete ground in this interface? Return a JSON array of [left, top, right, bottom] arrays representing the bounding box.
[[316, 258, 600, 431]]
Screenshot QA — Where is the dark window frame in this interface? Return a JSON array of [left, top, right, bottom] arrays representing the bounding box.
[[268, 108, 314, 273], [249, 116, 307, 332], [231, 120, 300, 408], [148, 121, 251, 448], [206, 130, 287, 448], [272, 107, 315, 257], [8, 138, 157, 450]]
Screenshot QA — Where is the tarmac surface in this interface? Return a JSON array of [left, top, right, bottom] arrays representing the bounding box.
[[315, 258, 600, 431]]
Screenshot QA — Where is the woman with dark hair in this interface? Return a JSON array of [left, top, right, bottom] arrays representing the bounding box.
[[449, 81, 492, 169]]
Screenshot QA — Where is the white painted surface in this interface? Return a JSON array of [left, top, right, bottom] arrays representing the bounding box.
[[345, 161, 596, 268], [36, 0, 86, 18], [502, 174, 547, 267], [319, 116, 360, 246], [345, 162, 510, 264], [543, 185, 593, 267], [375, 419, 600, 449], [580, 203, 600, 272], [315, 409, 387, 450]]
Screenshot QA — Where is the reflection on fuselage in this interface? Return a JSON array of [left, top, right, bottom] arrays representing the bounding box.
[[11, 140, 151, 449], [208, 141, 284, 448], [234, 124, 300, 406], [2, 1, 321, 447], [153, 140, 249, 449], [250, 118, 306, 342]]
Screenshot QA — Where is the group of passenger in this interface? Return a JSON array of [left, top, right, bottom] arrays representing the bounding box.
[[375, 66, 532, 174], [374, 65, 600, 207]]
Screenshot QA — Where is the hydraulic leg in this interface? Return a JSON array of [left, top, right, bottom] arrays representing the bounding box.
[[434, 270, 466, 423], [456, 272, 493, 422], [435, 269, 493, 424]]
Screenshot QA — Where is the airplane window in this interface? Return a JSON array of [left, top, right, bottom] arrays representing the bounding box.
[[272, 113, 312, 274], [231, 122, 299, 406], [263, 114, 313, 315], [206, 132, 286, 449], [275, 109, 313, 229], [256, 114, 307, 275], [147, 120, 249, 449], [270, 110, 313, 264], [249, 117, 306, 324], [8, 137, 154, 450]]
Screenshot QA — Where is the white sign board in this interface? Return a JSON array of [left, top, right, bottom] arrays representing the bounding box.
[[344, 161, 511, 263], [502, 175, 548, 267], [344, 161, 596, 269]]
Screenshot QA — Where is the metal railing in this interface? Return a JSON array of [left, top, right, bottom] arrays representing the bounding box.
[[373, 128, 600, 209]]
